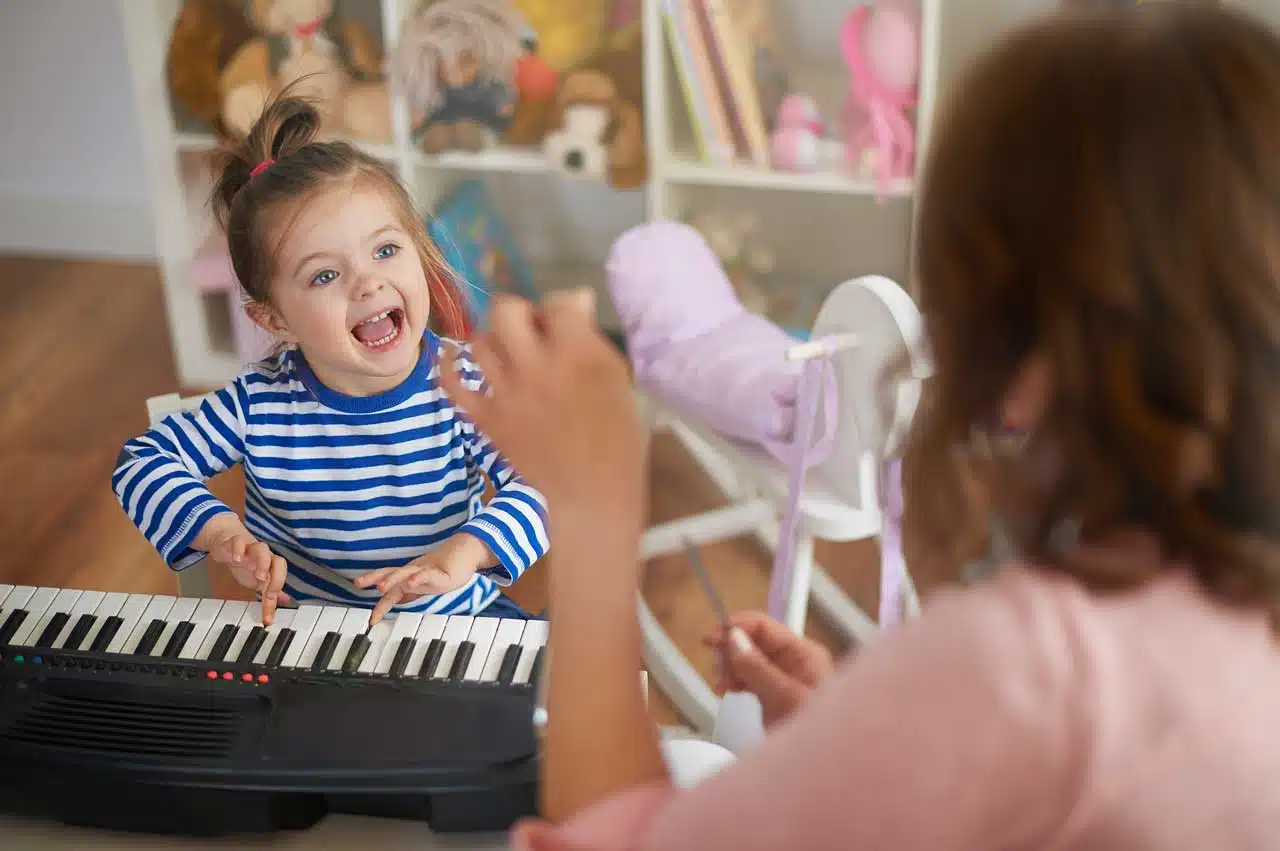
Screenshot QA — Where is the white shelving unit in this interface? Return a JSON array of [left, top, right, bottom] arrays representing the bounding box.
[[120, 0, 942, 389]]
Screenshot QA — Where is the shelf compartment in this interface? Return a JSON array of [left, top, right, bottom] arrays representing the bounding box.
[[664, 154, 911, 197]]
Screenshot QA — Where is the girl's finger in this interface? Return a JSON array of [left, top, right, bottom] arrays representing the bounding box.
[[377, 565, 426, 593], [369, 587, 403, 627], [230, 535, 247, 565], [404, 566, 452, 596], [353, 566, 398, 588], [487, 295, 540, 371]]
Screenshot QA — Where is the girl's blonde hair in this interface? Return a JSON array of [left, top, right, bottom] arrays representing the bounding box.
[[903, 4, 1280, 623], [210, 85, 471, 340]]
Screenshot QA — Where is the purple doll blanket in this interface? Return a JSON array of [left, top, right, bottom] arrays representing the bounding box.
[[605, 221, 909, 630]]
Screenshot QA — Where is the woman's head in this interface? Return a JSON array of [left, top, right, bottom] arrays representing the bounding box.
[[211, 90, 470, 396], [905, 4, 1280, 612]]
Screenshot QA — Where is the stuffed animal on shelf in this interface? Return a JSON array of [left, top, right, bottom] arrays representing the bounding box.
[[501, 20, 562, 146], [392, 0, 528, 154], [540, 31, 646, 189], [166, 0, 257, 136], [217, 0, 392, 143], [769, 94, 846, 173], [511, 0, 611, 72]]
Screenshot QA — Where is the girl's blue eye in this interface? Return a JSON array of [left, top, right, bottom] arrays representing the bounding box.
[[311, 269, 338, 286], [374, 243, 400, 260]]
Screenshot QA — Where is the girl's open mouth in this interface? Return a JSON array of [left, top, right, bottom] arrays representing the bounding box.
[[351, 307, 405, 351]]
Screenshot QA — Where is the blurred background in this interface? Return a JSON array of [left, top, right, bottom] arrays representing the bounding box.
[[0, 0, 1276, 724]]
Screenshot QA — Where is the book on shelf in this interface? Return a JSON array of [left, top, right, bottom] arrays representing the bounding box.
[[661, 0, 775, 167]]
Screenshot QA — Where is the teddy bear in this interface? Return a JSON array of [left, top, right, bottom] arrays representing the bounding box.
[[166, 0, 257, 136], [216, 0, 392, 143], [540, 31, 646, 189], [391, 0, 529, 154]]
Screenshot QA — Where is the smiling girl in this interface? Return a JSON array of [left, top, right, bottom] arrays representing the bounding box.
[[112, 92, 548, 626]]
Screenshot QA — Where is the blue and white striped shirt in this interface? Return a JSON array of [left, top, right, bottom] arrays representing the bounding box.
[[112, 332, 549, 615]]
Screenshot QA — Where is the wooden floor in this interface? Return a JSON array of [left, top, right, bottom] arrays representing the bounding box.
[[0, 255, 949, 726]]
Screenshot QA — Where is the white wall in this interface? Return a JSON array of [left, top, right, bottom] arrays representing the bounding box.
[[0, 0, 154, 259]]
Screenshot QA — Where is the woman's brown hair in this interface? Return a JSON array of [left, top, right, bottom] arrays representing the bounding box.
[[209, 85, 471, 340], [903, 4, 1280, 618]]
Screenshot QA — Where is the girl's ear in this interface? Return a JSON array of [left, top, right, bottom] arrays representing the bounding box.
[[246, 300, 296, 344]]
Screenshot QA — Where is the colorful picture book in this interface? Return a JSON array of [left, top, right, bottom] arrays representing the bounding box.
[[427, 179, 538, 327]]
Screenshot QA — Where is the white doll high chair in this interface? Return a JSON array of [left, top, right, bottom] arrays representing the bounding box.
[[607, 221, 930, 741]]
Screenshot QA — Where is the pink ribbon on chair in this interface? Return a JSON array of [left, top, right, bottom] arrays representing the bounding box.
[[841, 4, 918, 198]]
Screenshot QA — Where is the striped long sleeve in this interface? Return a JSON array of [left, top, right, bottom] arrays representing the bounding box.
[[111, 381, 248, 571], [110, 335, 551, 615], [452, 355, 549, 586]]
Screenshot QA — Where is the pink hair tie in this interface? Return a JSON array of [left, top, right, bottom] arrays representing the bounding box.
[[250, 158, 276, 179]]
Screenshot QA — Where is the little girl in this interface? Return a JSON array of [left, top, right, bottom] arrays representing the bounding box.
[[113, 92, 548, 626], [433, 4, 1280, 849]]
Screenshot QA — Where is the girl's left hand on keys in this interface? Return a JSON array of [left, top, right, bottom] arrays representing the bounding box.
[[356, 532, 492, 624]]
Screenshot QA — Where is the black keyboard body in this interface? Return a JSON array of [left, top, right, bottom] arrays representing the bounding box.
[[0, 643, 539, 837]]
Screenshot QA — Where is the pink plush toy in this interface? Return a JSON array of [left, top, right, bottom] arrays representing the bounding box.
[[768, 94, 845, 172], [841, 0, 920, 196]]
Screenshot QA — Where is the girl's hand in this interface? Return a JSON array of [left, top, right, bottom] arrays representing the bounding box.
[[197, 513, 291, 624], [436, 290, 646, 540], [355, 532, 491, 625], [703, 611, 834, 729]]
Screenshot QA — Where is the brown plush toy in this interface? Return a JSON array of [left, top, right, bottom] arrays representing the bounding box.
[[540, 32, 646, 189], [218, 0, 392, 143]]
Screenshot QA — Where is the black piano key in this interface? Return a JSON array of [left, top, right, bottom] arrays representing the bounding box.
[[530, 646, 546, 685], [88, 615, 124, 652], [63, 614, 96, 651], [0, 610, 27, 645], [420, 637, 446, 678], [207, 624, 238, 662], [34, 612, 71, 648], [342, 633, 372, 674], [237, 626, 267, 664], [162, 621, 195, 658], [263, 628, 295, 668], [448, 641, 475, 680], [497, 644, 522, 685], [134, 618, 167, 655], [388, 636, 415, 678], [311, 631, 340, 671]]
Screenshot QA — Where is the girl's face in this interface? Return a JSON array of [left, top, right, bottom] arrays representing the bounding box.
[[252, 182, 431, 397]]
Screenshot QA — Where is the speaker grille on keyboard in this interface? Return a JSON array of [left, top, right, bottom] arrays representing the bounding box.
[[2, 691, 241, 758]]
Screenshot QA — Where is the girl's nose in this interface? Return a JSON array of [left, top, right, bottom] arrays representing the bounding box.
[[352, 274, 384, 299]]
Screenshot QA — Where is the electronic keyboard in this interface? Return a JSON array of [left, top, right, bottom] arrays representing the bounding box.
[[0, 584, 548, 838]]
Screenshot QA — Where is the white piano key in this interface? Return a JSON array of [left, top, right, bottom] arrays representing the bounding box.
[[24, 588, 82, 647], [462, 616, 501, 681], [121, 595, 177, 654], [278, 605, 325, 668], [50, 590, 105, 648], [224, 603, 267, 662], [80, 592, 129, 650], [250, 607, 297, 665], [193, 601, 248, 661], [0, 586, 36, 627], [357, 618, 395, 674], [405, 614, 449, 677], [105, 595, 155, 655], [512, 620, 549, 685], [480, 618, 528, 682], [148, 597, 200, 656], [293, 606, 348, 669], [177, 598, 229, 659], [430, 616, 475, 679], [0, 584, 14, 609], [325, 608, 372, 672], [9, 587, 62, 646], [24, 588, 81, 647], [371, 612, 422, 674]]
